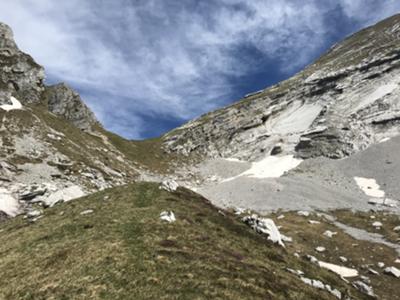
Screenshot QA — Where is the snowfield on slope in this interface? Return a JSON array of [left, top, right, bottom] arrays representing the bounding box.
[[223, 155, 303, 182]]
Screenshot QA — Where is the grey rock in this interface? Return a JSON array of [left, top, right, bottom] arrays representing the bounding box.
[[0, 22, 45, 103], [163, 15, 400, 163], [46, 83, 99, 131], [19, 184, 47, 201], [352, 280, 376, 298], [26, 209, 42, 218], [80, 209, 94, 216], [384, 266, 400, 278]]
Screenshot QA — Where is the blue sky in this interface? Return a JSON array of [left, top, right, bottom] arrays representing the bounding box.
[[0, 1, 399, 139]]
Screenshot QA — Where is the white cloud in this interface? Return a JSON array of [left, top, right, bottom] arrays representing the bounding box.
[[0, 0, 399, 138]]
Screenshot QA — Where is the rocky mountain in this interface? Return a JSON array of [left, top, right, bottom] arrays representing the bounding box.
[[0, 22, 173, 219], [0, 14, 400, 300], [163, 14, 400, 161]]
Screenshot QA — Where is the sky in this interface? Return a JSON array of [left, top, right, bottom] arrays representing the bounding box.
[[0, 1, 399, 139]]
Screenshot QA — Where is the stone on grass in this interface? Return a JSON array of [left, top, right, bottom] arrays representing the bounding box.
[[308, 220, 320, 224], [393, 226, 400, 232], [242, 215, 285, 247], [377, 262, 385, 268], [80, 209, 94, 215], [353, 280, 376, 298], [297, 211, 310, 217], [26, 209, 42, 218], [318, 261, 358, 277], [368, 268, 379, 275], [160, 180, 179, 192], [339, 256, 348, 263], [384, 266, 400, 278], [315, 246, 326, 253], [160, 211, 176, 223], [323, 230, 337, 238], [372, 221, 383, 228]]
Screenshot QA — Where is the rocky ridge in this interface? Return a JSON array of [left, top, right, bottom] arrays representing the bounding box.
[[0, 22, 159, 220], [163, 14, 400, 161]]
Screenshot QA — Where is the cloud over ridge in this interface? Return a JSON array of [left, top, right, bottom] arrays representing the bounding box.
[[0, 0, 399, 138]]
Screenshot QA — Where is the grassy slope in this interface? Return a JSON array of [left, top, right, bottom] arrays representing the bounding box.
[[0, 183, 365, 300]]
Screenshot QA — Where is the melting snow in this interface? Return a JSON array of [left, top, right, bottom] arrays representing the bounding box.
[[0, 97, 23, 111], [354, 177, 385, 198], [0, 188, 20, 216], [224, 155, 302, 182]]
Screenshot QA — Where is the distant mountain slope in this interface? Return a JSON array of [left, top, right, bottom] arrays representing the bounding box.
[[163, 14, 400, 161], [0, 22, 176, 220]]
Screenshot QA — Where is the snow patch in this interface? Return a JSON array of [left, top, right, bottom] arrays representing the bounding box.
[[354, 177, 385, 198], [223, 155, 302, 182], [0, 96, 23, 111], [0, 188, 20, 216]]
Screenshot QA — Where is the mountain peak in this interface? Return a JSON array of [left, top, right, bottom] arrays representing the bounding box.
[[45, 83, 99, 131]]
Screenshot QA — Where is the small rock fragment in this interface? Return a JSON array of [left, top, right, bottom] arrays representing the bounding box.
[[318, 261, 358, 277], [339, 256, 348, 263], [377, 262, 385, 268], [384, 266, 400, 278], [353, 280, 376, 298], [372, 221, 383, 228], [80, 209, 94, 215], [309, 220, 320, 224], [26, 209, 42, 218], [160, 180, 179, 192], [297, 211, 310, 217], [306, 255, 319, 264], [323, 230, 337, 238], [368, 268, 379, 275], [315, 246, 326, 253]]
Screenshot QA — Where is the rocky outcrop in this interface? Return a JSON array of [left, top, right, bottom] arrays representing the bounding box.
[[0, 23, 45, 103], [163, 14, 400, 162], [46, 83, 99, 131]]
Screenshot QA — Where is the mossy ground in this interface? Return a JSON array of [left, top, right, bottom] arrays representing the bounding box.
[[0, 183, 367, 300], [267, 210, 400, 300]]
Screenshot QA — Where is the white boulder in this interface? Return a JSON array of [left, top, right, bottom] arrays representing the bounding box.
[[160, 180, 179, 192], [160, 211, 176, 223]]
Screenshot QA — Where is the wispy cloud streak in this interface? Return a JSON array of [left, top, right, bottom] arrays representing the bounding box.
[[0, 0, 399, 138]]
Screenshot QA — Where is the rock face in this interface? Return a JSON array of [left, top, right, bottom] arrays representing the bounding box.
[[0, 23, 45, 104], [0, 22, 143, 219], [46, 83, 99, 131], [163, 14, 400, 161]]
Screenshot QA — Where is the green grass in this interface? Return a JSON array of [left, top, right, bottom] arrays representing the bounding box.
[[0, 183, 364, 299]]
